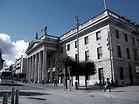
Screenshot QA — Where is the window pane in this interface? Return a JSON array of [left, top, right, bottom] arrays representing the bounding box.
[[75, 54, 78, 61], [61, 47, 63, 53], [85, 50, 89, 61], [67, 44, 70, 51], [96, 31, 101, 40], [126, 48, 130, 59], [115, 29, 119, 38], [97, 47, 102, 59], [75, 41, 77, 48], [119, 67, 124, 80], [124, 33, 128, 41], [117, 45, 121, 58], [84, 36, 88, 44]]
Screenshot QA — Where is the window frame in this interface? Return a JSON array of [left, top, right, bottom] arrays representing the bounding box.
[[126, 48, 130, 59], [84, 36, 89, 45], [97, 47, 102, 59], [85, 50, 89, 61], [115, 29, 119, 39], [117, 45, 122, 58], [67, 44, 70, 51], [96, 31, 101, 40]]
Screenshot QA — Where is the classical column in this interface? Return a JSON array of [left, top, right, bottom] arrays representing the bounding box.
[[29, 57, 32, 82], [34, 54, 38, 83], [30, 56, 33, 81], [26, 57, 30, 81], [38, 51, 42, 83], [36, 53, 39, 82], [42, 49, 48, 83], [31, 55, 35, 82], [26, 58, 29, 81], [50, 55, 53, 83]]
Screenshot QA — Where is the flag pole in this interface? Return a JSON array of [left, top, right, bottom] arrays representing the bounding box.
[[103, 0, 107, 10]]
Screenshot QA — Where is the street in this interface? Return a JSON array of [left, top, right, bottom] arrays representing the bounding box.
[[0, 82, 139, 104]]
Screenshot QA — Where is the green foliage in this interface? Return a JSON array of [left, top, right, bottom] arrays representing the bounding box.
[[55, 56, 96, 77], [79, 61, 96, 76]]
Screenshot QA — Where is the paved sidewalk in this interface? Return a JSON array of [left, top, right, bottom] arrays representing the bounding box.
[[19, 83, 139, 104]]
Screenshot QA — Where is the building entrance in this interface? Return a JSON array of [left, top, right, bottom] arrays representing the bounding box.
[[98, 68, 104, 85]]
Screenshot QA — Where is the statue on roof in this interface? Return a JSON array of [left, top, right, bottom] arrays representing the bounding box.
[[35, 32, 39, 39], [41, 26, 47, 35], [0, 48, 3, 56]]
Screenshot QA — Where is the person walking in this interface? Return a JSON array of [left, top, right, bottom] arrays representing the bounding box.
[[54, 79, 57, 86], [104, 78, 111, 92]]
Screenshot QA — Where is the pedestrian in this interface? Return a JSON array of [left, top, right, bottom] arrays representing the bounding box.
[[104, 78, 111, 92], [54, 79, 57, 86]]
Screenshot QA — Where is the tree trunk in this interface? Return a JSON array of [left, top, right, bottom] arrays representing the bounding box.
[[85, 76, 87, 88]]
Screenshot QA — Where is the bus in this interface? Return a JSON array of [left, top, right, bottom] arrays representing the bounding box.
[[0, 71, 14, 84]]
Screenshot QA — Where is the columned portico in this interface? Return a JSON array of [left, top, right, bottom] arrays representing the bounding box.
[[26, 33, 59, 84]]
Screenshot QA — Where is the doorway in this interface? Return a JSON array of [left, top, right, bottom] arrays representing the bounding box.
[[128, 64, 133, 84], [98, 68, 104, 85]]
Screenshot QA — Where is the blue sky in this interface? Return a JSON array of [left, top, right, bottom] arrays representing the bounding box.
[[0, 0, 139, 67], [1, 0, 139, 41]]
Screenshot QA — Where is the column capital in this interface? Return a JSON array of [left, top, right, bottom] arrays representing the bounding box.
[[43, 48, 47, 52]]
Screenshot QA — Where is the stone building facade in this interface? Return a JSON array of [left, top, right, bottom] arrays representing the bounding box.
[[26, 34, 59, 83], [26, 10, 139, 85]]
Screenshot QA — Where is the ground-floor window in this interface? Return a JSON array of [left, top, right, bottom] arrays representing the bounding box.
[[119, 67, 124, 80]]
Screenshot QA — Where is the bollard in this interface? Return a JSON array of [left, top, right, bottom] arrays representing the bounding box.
[[15, 90, 19, 104], [11, 88, 15, 104], [75, 82, 78, 89], [2, 93, 8, 104]]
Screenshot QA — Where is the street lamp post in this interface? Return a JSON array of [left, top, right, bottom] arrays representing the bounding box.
[[75, 13, 80, 86], [67, 66, 72, 91], [75, 13, 80, 62], [107, 29, 114, 85]]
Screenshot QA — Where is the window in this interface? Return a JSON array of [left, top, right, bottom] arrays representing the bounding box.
[[117, 45, 122, 58], [132, 37, 135, 45], [75, 54, 78, 61], [133, 48, 137, 60], [124, 33, 128, 42], [126, 48, 130, 59], [60, 47, 63, 53], [67, 44, 70, 51], [119, 67, 124, 80], [85, 50, 89, 61], [96, 31, 101, 40], [75, 41, 77, 48], [115, 29, 119, 38], [84, 36, 88, 45], [97, 47, 102, 59]]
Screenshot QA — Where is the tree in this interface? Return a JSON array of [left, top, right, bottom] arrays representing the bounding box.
[[55, 56, 96, 88], [55, 56, 81, 76], [80, 61, 96, 88], [55, 56, 79, 88]]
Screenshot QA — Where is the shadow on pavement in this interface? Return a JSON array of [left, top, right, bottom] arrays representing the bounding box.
[[77, 85, 104, 90], [0, 83, 24, 86], [0, 91, 51, 97]]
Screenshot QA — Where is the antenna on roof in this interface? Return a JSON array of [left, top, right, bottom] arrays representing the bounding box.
[[103, 0, 107, 10]]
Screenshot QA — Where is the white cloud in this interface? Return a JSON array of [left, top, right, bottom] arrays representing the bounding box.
[[13, 40, 29, 59], [0, 33, 29, 67]]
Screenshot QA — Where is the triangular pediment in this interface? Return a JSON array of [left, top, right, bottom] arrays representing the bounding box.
[[25, 40, 41, 54]]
